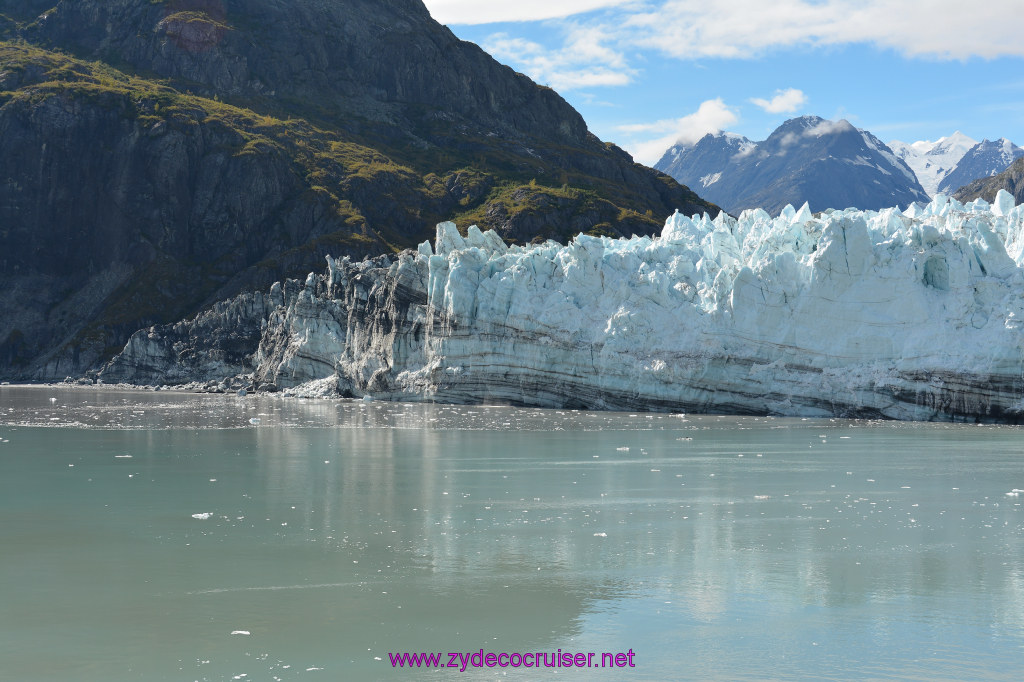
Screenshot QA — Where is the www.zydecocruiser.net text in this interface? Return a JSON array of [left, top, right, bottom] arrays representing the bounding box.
[[389, 649, 637, 671]]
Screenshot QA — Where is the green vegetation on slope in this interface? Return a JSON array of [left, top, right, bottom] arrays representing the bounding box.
[[1, 39, 702, 246], [0, 0, 718, 377]]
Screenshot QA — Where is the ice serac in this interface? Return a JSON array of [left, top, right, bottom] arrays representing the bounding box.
[[103, 196, 1024, 421]]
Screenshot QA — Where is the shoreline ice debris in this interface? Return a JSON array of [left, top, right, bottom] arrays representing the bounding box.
[[106, 191, 1024, 422]]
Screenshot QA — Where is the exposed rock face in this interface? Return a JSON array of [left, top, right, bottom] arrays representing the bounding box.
[[103, 192, 1024, 422], [99, 291, 274, 386], [955, 157, 1024, 206], [0, 0, 714, 380], [29, 0, 586, 140], [0, 67, 347, 377]]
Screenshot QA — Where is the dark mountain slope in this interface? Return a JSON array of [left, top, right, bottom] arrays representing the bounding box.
[[953, 157, 1024, 205], [655, 132, 753, 197], [0, 0, 714, 379]]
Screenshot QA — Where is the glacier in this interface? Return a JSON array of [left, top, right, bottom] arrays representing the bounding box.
[[101, 190, 1024, 422], [890, 132, 976, 197]]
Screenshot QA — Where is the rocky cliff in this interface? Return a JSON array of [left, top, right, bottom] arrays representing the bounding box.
[[102, 192, 1024, 422], [955, 157, 1024, 206], [0, 0, 714, 379]]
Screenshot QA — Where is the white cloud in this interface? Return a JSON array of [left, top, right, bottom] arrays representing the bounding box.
[[617, 98, 739, 164], [778, 132, 800, 148], [448, 1, 1024, 103], [805, 119, 855, 136], [470, 1, 1024, 76], [750, 88, 807, 114], [484, 26, 634, 91], [616, 0, 1024, 60], [422, 0, 632, 25], [431, 0, 1024, 106]]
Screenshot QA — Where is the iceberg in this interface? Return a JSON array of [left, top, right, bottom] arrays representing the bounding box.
[[103, 191, 1024, 421]]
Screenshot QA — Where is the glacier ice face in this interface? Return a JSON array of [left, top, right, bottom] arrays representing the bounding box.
[[104, 191, 1024, 421]]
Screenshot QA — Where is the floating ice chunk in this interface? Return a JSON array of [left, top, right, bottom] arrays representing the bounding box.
[[49, 397, 57, 403], [231, 630, 251, 636], [191, 513, 212, 520], [362, 395, 373, 402], [248, 417, 261, 425], [593, 532, 608, 537]]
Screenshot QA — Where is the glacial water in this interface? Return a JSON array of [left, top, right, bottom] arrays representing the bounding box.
[[1, 386, 1022, 681]]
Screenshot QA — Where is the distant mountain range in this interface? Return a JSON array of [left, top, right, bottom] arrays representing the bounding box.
[[655, 116, 930, 215], [890, 133, 1024, 197], [654, 117, 1023, 216]]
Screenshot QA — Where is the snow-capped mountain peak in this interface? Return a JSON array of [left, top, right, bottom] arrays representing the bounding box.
[[889, 131, 977, 196], [997, 137, 1018, 159], [936, 138, 1024, 195], [933, 131, 976, 155]]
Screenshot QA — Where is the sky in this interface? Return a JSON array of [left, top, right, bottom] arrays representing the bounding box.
[[420, 0, 1024, 166]]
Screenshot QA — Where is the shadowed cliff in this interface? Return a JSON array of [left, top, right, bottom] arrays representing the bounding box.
[[0, 0, 716, 378]]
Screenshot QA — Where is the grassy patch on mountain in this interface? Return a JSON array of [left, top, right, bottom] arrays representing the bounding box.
[[1, 40, 712, 251], [161, 11, 231, 31], [0, 1, 57, 27], [451, 182, 662, 244], [0, 28, 718, 378]]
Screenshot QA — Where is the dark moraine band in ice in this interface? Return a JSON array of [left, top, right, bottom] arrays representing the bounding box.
[[100, 191, 1024, 422]]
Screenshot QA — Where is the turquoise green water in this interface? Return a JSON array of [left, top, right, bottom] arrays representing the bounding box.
[[0, 386, 1022, 680]]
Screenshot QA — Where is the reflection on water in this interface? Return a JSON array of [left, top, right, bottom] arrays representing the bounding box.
[[0, 386, 1022, 680]]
